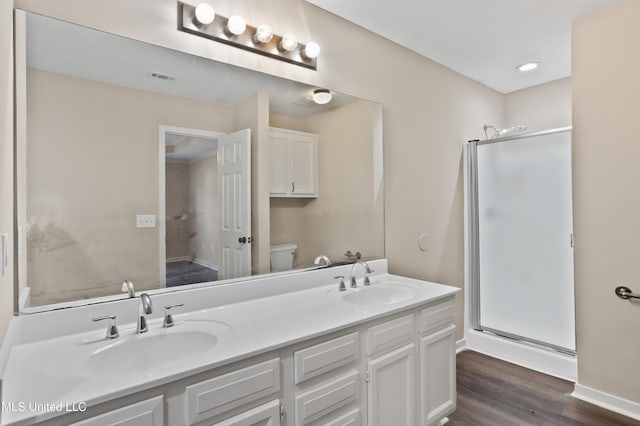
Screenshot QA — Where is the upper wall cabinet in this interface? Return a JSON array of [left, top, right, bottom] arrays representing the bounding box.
[[269, 128, 318, 198]]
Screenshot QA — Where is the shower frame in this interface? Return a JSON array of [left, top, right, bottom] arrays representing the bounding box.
[[465, 126, 576, 356]]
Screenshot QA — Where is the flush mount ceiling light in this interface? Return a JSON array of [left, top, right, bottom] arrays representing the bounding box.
[[178, 2, 319, 70], [312, 89, 332, 105], [516, 62, 540, 72]]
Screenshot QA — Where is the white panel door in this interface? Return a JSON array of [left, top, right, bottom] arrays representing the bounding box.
[[366, 343, 415, 426], [477, 130, 575, 351], [218, 129, 251, 280]]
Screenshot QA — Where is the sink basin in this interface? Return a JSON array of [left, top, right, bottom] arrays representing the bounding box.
[[76, 321, 226, 377], [331, 281, 419, 307]]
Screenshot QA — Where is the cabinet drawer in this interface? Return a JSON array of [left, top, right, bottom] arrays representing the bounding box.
[[419, 299, 455, 335], [294, 332, 359, 384], [213, 399, 280, 426], [366, 314, 414, 355], [294, 370, 359, 425], [71, 396, 163, 426], [324, 408, 360, 426], [185, 358, 280, 425]]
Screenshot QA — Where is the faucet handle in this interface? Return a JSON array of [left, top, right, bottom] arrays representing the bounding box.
[[334, 275, 346, 292], [92, 315, 119, 339], [163, 303, 184, 328], [364, 266, 374, 286]]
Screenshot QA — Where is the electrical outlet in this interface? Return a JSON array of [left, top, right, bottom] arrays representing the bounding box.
[[136, 214, 156, 228]]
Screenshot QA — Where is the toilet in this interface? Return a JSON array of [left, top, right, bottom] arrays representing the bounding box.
[[270, 243, 297, 272]]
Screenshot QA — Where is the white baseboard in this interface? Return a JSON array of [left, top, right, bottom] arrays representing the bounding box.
[[572, 384, 640, 421], [456, 338, 466, 354], [465, 329, 577, 381], [167, 257, 218, 271]]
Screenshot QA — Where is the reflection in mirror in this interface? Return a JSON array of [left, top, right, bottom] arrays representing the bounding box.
[[17, 12, 384, 312]]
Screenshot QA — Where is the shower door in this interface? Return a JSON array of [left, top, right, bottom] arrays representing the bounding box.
[[468, 128, 575, 353]]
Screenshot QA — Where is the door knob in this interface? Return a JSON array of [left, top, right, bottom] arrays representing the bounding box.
[[238, 237, 247, 244]]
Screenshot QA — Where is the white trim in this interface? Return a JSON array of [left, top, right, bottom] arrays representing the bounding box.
[[465, 329, 577, 382], [455, 338, 466, 354], [159, 125, 225, 289], [572, 383, 640, 421], [166, 257, 218, 271], [18, 286, 30, 310]]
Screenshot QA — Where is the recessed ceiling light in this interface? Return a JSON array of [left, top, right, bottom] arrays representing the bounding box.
[[516, 62, 540, 72]]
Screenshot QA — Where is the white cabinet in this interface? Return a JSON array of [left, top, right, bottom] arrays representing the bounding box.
[[419, 325, 456, 426], [184, 358, 280, 424], [269, 128, 318, 198], [366, 344, 416, 426], [418, 299, 457, 426], [71, 396, 163, 426]]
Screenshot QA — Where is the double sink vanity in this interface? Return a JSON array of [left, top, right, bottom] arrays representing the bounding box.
[[0, 260, 459, 425]]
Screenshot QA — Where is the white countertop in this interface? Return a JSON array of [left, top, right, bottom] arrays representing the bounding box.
[[0, 266, 459, 425]]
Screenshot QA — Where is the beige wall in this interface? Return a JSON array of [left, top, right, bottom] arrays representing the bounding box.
[[25, 69, 233, 305], [572, 0, 640, 402], [165, 162, 190, 259], [505, 78, 572, 133], [188, 155, 219, 267], [0, 0, 15, 337]]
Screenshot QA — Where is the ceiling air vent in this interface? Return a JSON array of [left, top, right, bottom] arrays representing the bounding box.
[[149, 71, 176, 81]]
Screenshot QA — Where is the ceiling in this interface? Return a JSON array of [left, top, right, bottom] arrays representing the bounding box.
[[306, 0, 620, 93]]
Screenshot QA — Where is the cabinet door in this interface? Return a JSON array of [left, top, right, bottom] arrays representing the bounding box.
[[366, 343, 415, 426], [420, 325, 456, 426], [71, 396, 163, 426], [270, 135, 289, 195], [213, 399, 280, 426], [290, 135, 317, 196]]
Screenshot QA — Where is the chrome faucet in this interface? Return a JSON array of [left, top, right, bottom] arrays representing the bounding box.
[[93, 315, 119, 339], [122, 279, 135, 298], [314, 255, 332, 266], [350, 261, 374, 288], [137, 293, 153, 333]]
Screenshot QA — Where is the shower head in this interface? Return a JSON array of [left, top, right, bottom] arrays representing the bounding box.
[[483, 124, 527, 140]]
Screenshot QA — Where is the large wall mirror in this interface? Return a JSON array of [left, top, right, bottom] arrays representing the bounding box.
[[15, 11, 384, 313]]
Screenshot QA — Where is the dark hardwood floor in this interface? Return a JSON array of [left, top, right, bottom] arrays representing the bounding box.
[[448, 351, 640, 426]]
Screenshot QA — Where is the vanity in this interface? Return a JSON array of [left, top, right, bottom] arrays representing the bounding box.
[[0, 260, 459, 425]]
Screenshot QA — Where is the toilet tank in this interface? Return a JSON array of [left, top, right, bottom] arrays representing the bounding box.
[[270, 243, 297, 272]]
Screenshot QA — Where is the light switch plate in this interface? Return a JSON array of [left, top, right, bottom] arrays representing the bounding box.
[[136, 215, 156, 228]]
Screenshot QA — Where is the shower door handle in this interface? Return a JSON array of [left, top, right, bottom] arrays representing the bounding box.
[[615, 286, 640, 300]]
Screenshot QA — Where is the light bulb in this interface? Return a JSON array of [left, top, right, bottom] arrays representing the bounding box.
[[226, 15, 246, 36], [279, 34, 298, 52], [254, 24, 273, 44], [312, 89, 332, 105], [194, 3, 215, 25], [303, 42, 320, 59]]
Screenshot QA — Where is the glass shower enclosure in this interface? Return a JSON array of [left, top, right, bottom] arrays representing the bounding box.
[[467, 127, 576, 354]]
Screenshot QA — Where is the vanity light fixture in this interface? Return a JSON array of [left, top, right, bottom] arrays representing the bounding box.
[[303, 42, 320, 59], [516, 61, 540, 72], [194, 3, 215, 25], [312, 88, 332, 105], [254, 24, 273, 44], [178, 2, 318, 70], [279, 34, 298, 52], [226, 15, 246, 36]]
